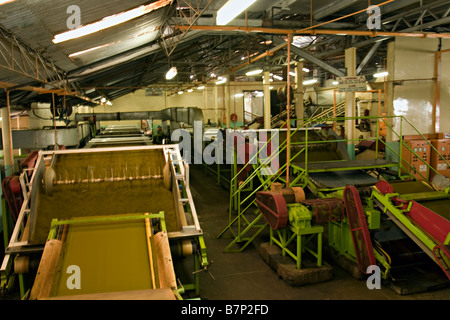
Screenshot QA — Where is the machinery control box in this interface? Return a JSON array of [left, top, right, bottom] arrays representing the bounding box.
[[430, 139, 450, 179], [402, 140, 430, 180]]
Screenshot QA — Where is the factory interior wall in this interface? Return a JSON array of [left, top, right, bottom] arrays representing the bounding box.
[[97, 82, 285, 129], [390, 37, 450, 136]]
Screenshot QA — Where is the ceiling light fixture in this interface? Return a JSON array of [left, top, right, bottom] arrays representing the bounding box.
[[165, 67, 178, 80], [216, 0, 258, 26], [216, 77, 227, 85], [246, 69, 263, 76], [197, 86, 205, 90], [52, 0, 171, 43]]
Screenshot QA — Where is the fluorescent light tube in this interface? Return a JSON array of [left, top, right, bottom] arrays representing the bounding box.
[[303, 79, 318, 85], [216, 0, 258, 26], [374, 71, 389, 78], [272, 74, 283, 81], [246, 69, 263, 76]]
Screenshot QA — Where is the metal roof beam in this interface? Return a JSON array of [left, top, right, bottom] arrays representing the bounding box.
[[269, 36, 345, 77], [314, 0, 361, 20], [356, 42, 382, 75]]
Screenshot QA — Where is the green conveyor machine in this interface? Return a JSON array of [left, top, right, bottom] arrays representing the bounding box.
[[1, 145, 208, 300], [257, 128, 450, 292], [226, 121, 449, 293]]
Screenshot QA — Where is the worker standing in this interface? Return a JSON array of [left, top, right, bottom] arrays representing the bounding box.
[[153, 125, 166, 145]]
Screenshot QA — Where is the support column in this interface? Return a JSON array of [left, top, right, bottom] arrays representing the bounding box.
[[345, 47, 356, 160], [225, 76, 231, 128], [385, 41, 395, 144], [295, 62, 304, 127], [214, 85, 220, 127], [263, 71, 271, 129], [1, 90, 14, 176]]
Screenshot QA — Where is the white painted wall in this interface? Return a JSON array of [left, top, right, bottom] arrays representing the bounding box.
[[93, 82, 285, 128], [389, 37, 450, 136]]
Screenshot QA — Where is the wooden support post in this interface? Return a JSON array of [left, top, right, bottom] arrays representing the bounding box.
[[1, 90, 14, 175], [295, 62, 304, 127], [345, 47, 356, 160], [263, 71, 271, 129]]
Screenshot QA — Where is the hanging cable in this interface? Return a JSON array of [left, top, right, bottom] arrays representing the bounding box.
[[52, 93, 58, 148]]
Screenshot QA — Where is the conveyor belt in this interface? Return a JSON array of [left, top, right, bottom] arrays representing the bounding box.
[[29, 213, 178, 300], [292, 159, 397, 172], [308, 170, 379, 189], [31, 149, 179, 244], [390, 181, 450, 221], [54, 219, 154, 297]]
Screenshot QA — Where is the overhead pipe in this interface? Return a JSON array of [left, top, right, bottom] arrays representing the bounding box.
[[75, 107, 204, 126], [181, 25, 450, 39]]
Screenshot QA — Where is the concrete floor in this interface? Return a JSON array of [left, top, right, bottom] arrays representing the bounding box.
[[188, 165, 450, 300]]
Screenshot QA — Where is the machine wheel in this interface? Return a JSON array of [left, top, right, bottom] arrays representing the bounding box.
[[44, 167, 56, 196], [163, 161, 172, 190], [255, 191, 288, 230]]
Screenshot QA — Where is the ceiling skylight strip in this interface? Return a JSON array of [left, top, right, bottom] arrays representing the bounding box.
[[68, 41, 120, 58], [52, 0, 172, 44]]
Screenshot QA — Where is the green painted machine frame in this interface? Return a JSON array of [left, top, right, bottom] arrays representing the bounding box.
[[270, 203, 323, 269]]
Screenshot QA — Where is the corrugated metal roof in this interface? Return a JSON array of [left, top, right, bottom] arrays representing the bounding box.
[[0, 0, 168, 71], [0, 0, 448, 108]]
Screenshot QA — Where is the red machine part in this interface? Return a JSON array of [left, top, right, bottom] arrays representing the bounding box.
[[343, 186, 377, 275], [300, 198, 345, 223], [255, 191, 288, 230], [2, 175, 23, 223]]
